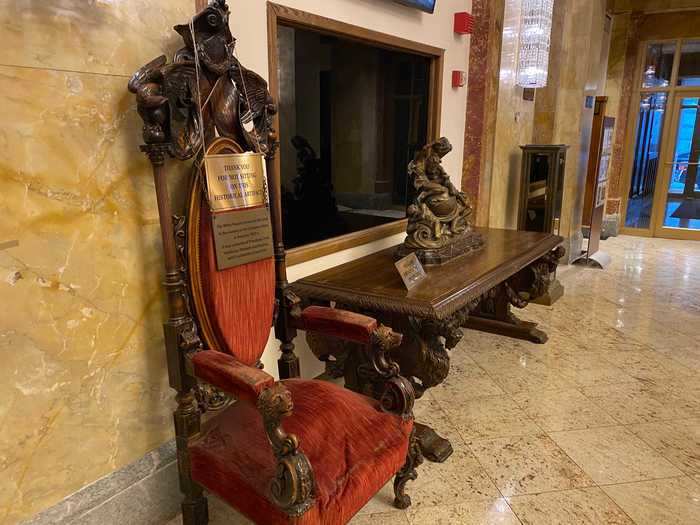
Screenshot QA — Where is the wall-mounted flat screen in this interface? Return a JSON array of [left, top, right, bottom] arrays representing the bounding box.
[[393, 0, 436, 14]]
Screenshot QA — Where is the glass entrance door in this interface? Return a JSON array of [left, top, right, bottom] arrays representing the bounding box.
[[655, 93, 700, 239], [622, 38, 700, 240]]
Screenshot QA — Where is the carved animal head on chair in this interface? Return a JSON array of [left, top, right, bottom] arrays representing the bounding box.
[[258, 384, 294, 422], [370, 325, 403, 352]]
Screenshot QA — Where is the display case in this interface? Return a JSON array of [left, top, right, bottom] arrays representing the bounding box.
[[518, 144, 568, 234]]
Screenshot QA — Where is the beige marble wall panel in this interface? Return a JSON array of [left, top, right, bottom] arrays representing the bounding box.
[[0, 1, 190, 76], [605, 14, 630, 140], [488, 0, 536, 229], [0, 6, 191, 519], [554, 0, 607, 244], [1, 1, 476, 522]]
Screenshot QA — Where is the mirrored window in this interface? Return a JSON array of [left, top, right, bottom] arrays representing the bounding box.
[[641, 42, 674, 88], [276, 25, 431, 249], [677, 40, 700, 86]]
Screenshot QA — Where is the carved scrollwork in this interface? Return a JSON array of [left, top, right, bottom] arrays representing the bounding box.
[[257, 384, 315, 516], [359, 325, 414, 418], [504, 280, 529, 309], [194, 382, 229, 412], [130, 0, 277, 160], [282, 289, 303, 320], [379, 376, 415, 420], [505, 245, 566, 306]]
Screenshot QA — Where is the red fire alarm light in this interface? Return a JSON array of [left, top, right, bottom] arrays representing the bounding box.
[[454, 12, 474, 34], [452, 70, 467, 88]]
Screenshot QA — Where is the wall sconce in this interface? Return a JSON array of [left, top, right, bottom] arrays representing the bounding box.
[[454, 12, 474, 34], [452, 70, 467, 88], [516, 0, 554, 88]]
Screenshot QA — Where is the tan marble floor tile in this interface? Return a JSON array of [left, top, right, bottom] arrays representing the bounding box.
[[440, 395, 542, 442], [599, 350, 697, 382], [406, 498, 520, 525], [507, 487, 633, 525], [359, 444, 499, 514], [549, 426, 682, 484], [405, 446, 501, 509], [469, 434, 593, 496], [603, 476, 700, 525], [580, 381, 696, 424], [412, 393, 463, 444], [462, 340, 545, 374], [558, 364, 637, 388], [511, 389, 618, 431], [429, 358, 505, 402], [350, 510, 410, 524], [627, 419, 700, 475], [489, 366, 580, 394]]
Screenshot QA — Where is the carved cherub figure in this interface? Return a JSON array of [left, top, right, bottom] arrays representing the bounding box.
[[398, 137, 483, 264], [128, 0, 276, 160]]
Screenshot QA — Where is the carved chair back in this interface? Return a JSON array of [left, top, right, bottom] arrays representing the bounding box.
[[186, 138, 276, 367]]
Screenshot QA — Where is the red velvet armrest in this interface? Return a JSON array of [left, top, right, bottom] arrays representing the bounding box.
[[191, 350, 274, 403], [299, 305, 378, 344]]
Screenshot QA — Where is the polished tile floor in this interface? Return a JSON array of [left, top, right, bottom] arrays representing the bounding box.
[[168, 235, 700, 524]]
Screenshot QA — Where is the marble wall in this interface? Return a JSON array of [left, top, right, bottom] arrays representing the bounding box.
[[488, 0, 537, 229], [0, 1, 473, 522], [462, 0, 505, 226], [0, 1, 195, 523], [487, 0, 610, 261]]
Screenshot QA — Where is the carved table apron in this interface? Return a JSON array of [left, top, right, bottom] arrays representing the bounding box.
[[292, 228, 564, 463]]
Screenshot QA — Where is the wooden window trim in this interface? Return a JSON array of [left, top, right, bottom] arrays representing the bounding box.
[[267, 2, 444, 266]]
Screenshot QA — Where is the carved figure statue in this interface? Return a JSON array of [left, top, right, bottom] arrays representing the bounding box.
[[128, 0, 276, 160], [396, 137, 484, 265]]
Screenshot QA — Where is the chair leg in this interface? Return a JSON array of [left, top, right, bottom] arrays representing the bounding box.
[[175, 390, 209, 525], [181, 490, 208, 525], [393, 428, 423, 509]]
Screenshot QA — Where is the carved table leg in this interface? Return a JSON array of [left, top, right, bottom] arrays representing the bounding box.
[[414, 422, 453, 463], [464, 313, 548, 343], [463, 286, 549, 344], [463, 247, 565, 344]]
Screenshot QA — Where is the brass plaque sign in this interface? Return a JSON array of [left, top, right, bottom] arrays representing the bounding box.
[[395, 252, 427, 290], [212, 207, 273, 270], [204, 153, 267, 212]]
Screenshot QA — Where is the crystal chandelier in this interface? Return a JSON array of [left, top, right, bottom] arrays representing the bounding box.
[[516, 0, 554, 88]]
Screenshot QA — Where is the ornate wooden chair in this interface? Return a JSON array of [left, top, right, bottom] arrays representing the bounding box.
[[129, 2, 420, 523]]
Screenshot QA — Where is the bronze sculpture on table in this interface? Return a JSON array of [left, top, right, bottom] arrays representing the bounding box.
[[396, 137, 484, 265]]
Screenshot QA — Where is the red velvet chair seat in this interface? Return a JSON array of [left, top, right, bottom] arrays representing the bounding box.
[[190, 378, 412, 525]]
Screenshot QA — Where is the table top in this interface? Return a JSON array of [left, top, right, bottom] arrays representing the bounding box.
[[292, 228, 562, 320]]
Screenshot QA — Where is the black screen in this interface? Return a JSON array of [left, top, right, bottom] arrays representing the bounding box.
[[393, 0, 436, 14]]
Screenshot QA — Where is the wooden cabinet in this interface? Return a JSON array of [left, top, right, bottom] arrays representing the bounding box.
[[518, 144, 568, 234]]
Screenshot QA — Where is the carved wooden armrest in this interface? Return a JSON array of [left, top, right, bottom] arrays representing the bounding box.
[[298, 305, 379, 344], [191, 350, 274, 403], [191, 351, 315, 516], [295, 304, 415, 419]]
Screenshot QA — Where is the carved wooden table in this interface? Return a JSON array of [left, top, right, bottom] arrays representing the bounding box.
[[292, 228, 564, 463]]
